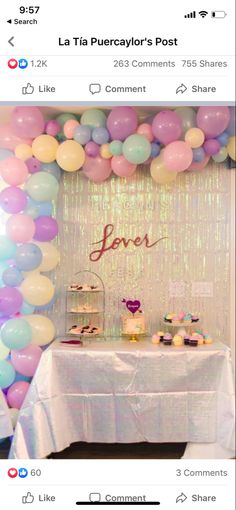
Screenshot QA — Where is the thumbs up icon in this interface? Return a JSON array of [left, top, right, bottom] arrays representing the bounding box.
[[22, 83, 34, 95], [22, 492, 34, 504]]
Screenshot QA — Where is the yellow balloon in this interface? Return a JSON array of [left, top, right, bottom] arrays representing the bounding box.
[[34, 242, 60, 272], [56, 140, 85, 171], [100, 144, 112, 159], [15, 143, 33, 160], [150, 152, 177, 184], [0, 336, 10, 360], [32, 135, 59, 163], [21, 274, 54, 306], [185, 128, 205, 148], [25, 315, 55, 346], [227, 136, 236, 161]]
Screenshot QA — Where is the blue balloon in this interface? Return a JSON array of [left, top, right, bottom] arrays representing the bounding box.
[[41, 162, 62, 182], [217, 131, 229, 146], [92, 127, 110, 145], [73, 125, 91, 145], [20, 301, 35, 315], [14, 372, 31, 383], [151, 142, 161, 158], [15, 243, 42, 271], [0, 262, 9, 287], [25, 196, 53, 219], [2, 267, 23, 287], [0, 360, 16, 389], [0, 149, 13, 161], [192, 147, 205, 162]]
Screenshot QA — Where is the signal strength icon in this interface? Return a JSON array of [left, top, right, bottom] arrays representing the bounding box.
[[184, 11, 196, 18], [199, 10, 208, 18]]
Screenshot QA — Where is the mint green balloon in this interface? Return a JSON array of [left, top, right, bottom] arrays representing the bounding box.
[[1, 318, 32, 350], [56, 113, 77, 127], [25, 172, 59, 202], [0, 236, 17, 260], [122, 134, 151, 164], [0, 359, 15, 389], [80, 109, 106, 128], [109, 140, 123, 156]]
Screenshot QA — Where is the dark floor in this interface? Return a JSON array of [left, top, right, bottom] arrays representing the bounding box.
[[0, 439, 186, 459]]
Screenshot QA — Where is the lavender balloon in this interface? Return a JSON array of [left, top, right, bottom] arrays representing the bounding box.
[[196, 107, 230, 138], [0, 186, 27, 214], [107, 107, 138, 141], [152, 110, 182, 145], [26, 157, 41, 174], [34, 216, 58, 241], [85, 141, 100, 157], [203, 139, 221, 156], [0, 287, 23, 315]]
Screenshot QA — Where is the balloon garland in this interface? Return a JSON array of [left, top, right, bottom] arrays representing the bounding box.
[[0, 106, 235, 432]]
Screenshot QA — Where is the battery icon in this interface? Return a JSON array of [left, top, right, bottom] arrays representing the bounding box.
[[211, 11, 227, 18]]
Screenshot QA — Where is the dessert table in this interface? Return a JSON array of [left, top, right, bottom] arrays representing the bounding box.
[[0, 389, 13, 440], [9, 339, 235, 459]]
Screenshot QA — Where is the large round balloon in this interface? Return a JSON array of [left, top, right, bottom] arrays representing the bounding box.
[[0, 287, 23, 315], [152, 110, 182, 144], [82, 156, 112, 183], [15, 243, 42, 271], [56, 140, 85, 172], [80, 109, 106, 128], [6, 214, 35, 243], [11, 106, 44, 138], [111, 155, 136, 177], [26, 172, 59, 201], [25, 315, 55, 345], [122, 134, 151, 164], [2, 267, 23, 287], [150, 152, 178, 184], [1, 318, 32, 350], [7, 381, 30, 409], [11, 344, 42, 377], [0, 186, 27, 214], [107, 107, 138, 141], [163, 141, 193, 172], [196, 107, 230, 138], [0, 124, 32, 151], [15, 143, 33, 161], [32, 135, 59, 163], [0, 337, 10, 360], [34, 242, 60, 272], [0, 236, 16, 260], [174, 107, 196, 136], [0, 156, 28, 185], [21, 274, 54, 306], [0, 360, 15, 389], [34, 216, 58, 242]]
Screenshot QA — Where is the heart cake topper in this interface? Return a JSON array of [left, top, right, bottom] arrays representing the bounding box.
[[122, 298, 141, 315]]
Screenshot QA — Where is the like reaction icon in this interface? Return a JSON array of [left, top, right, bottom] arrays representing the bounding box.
[[19, 467, 28, 478], [22, 492, 34, 504]]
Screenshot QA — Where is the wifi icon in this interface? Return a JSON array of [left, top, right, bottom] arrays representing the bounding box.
[[199, 10, 208, 18]]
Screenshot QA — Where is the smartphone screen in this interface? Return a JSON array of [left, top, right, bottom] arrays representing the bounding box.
[[0, 1, 235, 508]]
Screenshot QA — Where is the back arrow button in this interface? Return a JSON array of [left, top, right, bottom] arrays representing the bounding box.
[[8, 36, 15, 47]]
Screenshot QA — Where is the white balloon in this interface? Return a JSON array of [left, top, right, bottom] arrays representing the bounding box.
[[34, 242, 60, 272], [25, 315, 56, 346]]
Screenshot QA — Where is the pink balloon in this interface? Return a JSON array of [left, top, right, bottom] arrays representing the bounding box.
[[152, 110, 182, 145], [45, 120, 61, 137], [82, 156, 112, 183], [11, 107, 45, 138], [0, 287, 23, 315], [107, 107, 138, 141], [0, 124, 32, 151], [6, 214, 35, 243], [0, 186, 27, 214], [187, 154, 210, 171], [0, 157, 28, 185], [111, 155, 137, 177], [163, 141, 193, 172], [11, 345, 42, 377], [137, 123, 154, 142], [7, 381, 30, 409], [63, 119, 79, 139], [196, 107, 230, 138]]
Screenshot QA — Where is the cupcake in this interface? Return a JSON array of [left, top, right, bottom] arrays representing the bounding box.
[[163, 333, 172, 345], [191, 314, 199, 323], [193, 333, 204, 345], [152, 334, 160, 345], [158, 331, 165, 342], [184, 334, 190, 345], [204, 336, 213, 344], [189, 335, 198, 347], [173, 334, 183, 347]]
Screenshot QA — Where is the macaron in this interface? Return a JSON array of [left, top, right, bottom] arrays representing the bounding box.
[[173, 334, 183, 347], [152, 334, 160, 345]]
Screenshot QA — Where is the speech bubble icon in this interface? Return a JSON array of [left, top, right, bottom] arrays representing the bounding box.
[[89, 83, 101, 95]]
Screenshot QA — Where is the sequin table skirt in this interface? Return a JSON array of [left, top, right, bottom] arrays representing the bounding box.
[[9, 340, 235, 459]]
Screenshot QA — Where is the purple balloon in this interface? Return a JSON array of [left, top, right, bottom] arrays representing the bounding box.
[[203, 139, 221, 156], [85, 141, 100, 157], [152, 110, 182, 145], [11, 107, 44, 138], [26, 157, 41, 174], [45, 120, 61, 137], [196, 107, 230, 138], [34, 216, 58, 241], [0, 186, 27, 214], [107, 107, 138, 141], [0, 287, 23, 315]]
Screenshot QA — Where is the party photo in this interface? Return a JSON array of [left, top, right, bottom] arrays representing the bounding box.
[[0, 105, 235, 460]]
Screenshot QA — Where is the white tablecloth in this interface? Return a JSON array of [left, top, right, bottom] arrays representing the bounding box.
[[9, 340, 235, 459], [0, 389, 13, 440]]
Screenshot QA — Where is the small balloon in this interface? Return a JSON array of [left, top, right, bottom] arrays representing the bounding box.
[[0, 156, 28, 185], [212, 147, 228, 163], [174, 107, 196, 136], [82, 156, 112, 183], [20, 301, 35, 316], [100, 144, 112, 159], [185, 128, 205, 148], [203, 139, 221, 156], [80, 109, 107, 129], [85, 141, 100, 157], [122, 134, 151, 164], [32, 135, 59, 163], [45, 120, 61, 137], [7, 381, 30, 409], [41, 161, 61, 181], [2, 267, 23, 287], [0, 236, 17, 260], [0, 287, 23, 315], [137, 123, 153, 142], [163, 141, 193, 172], [20, 274, 54, 306], [187, 154, 210, 171], [111, 155, 136, 177], [26, 157, 41, 174], [15, 143, 33, 161], [73, 125, 91, 145], [150, 152, 177, 184], [0, 360, 15, 389], [63, 119, 79, 139], [192, 147, 206, 162], [107, 107, 138, 141], [11, 344, 42, 377], [92, 127, 110, 145], [15, 243, 42, 271], [109, 140, 123, 156]]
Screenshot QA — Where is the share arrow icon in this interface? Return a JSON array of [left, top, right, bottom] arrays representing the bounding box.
[[176, 492, 188, 503], [176, 83, 187, 94]]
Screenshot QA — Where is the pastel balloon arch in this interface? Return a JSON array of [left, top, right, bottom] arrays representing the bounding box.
[[0, 106, 235, 429]]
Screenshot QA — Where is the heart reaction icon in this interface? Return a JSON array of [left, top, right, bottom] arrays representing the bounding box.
[[8, 468, 18, 478], [8, 59, 18, 69]]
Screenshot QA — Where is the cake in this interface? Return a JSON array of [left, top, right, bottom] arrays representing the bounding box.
[[122, 311, 145, 335], [164, 312, 199, 325]]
